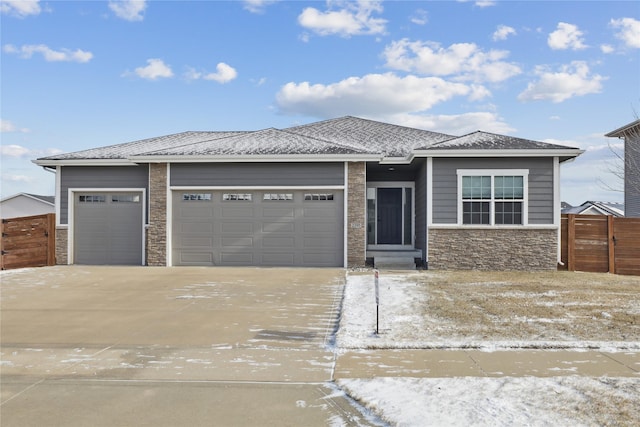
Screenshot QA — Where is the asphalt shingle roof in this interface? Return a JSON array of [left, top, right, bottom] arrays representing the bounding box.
[[285, 116, 454, 156], [135, 128, 374, 156], [38, 131, 248, 160], [421, 131, 578, 150], [36, 116, 581, 163]]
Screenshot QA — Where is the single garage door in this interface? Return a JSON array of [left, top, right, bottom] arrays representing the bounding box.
[[172, 190, 343, 267], [74, 192, 144, 265]]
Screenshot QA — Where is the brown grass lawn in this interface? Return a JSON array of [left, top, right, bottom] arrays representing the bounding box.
[[416, 270, 640, 342]]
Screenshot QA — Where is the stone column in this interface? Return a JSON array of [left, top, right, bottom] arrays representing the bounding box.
[[347, 161, 366, 267], [147, 163, 167, 266], [55, 227, 68, 265]]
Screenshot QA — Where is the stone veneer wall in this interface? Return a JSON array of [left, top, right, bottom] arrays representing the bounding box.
[[347, 162, 366, 267], [428, 227, 558, 271], [147, 163, 167, 266], [55, 227, 68, 265]]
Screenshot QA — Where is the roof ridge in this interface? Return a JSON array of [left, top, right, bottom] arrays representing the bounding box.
[[279, 127, 373, 154]]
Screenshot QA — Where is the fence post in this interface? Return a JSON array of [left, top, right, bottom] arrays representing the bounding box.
[[608, 215, 615, 274], [0, 219, 5, 270], [567, 214, 576, 271], [46, 213, 56, 266]]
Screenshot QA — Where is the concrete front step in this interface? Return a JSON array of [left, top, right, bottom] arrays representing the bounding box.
[[374, 256, 416, 270]]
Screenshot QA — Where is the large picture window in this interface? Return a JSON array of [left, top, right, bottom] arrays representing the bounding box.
[[458, 170, 528, 225]]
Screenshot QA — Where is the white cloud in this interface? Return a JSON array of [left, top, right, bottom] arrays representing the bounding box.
[[0, 144, 62, 158], [276, 72, 474, 118], [242, 0, 278, 14], [3, 44, 93, 63], [382, 39, 521, 83], [0, 0, 41, 17], [456, 0, 496, 7], [298, 0, 386, 37], [518, 61, 606, 103], [1, 173, 36, 183], [389, 111, 514, 135], [0, 144, 30, 157], [108, 0, 146, 21], [410, 9, 428, 26], [0, 119, 30, 133], [610, 17, 640, 49], [185, 63, 237, 84], [548, 22, 588, 50], [132, 58, 173, 80], [492, 25, 516, 41], [600, 44, 615, 54]]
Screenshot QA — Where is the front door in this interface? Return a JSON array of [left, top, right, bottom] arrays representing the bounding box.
[[377, 188, 403, 244], [367, 183, 414, 247]]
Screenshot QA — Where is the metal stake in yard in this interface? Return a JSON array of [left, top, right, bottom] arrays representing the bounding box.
[[374, 269, 379, 335]]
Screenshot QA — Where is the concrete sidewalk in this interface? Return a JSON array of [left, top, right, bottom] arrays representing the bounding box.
[[335, 349, 640, 378]]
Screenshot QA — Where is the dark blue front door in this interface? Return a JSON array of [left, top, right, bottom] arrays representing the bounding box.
[[377, 188, 403, 244]]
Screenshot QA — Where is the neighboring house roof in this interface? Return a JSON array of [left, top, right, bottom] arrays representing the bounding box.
[[562, 201, 625, 217], [605, 119, 640, 138], [0, 193, 55, 206], [0, 193, 55, 219], [34, 116, 583, 166]]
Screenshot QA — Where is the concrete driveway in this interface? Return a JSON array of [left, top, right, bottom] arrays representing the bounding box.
[[1, 266, 377, 426]]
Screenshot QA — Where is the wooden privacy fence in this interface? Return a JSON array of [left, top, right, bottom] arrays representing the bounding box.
[[1, 214, 56, 270], [560, 214, 640, 275]]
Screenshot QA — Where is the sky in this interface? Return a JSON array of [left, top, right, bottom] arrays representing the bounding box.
[[1, 0, 639, 206]]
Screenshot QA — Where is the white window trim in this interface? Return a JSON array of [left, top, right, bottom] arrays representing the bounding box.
[[456, 169, 529, 226]]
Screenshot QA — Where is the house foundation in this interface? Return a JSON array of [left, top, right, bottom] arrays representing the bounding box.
[[428, 227, 558, 271]]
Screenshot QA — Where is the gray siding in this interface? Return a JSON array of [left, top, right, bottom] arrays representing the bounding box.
[[626, 135, 640, 217], [414, 159, 427, 264], [60, 165, 149, 224], [171, 163, 344, 187], [431, 158, 555, 225]]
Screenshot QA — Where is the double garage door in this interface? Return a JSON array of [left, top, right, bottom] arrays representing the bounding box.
[[172, 190, 344, 267]]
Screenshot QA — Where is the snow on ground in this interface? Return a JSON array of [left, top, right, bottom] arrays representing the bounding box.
[[337, 272, 640, 426], [337, 272, 640, 351], [338, 376, 639, 427]]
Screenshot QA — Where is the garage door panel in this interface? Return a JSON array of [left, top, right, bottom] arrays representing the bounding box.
[[222, 237, 254, 247], [222, 207, 254, 218], [182, 236, 213, 247], [178, 206, 212, 218], [262, 252, 295, 265], [181, 222, 213, 233], [303, 237, 336, 248], [221, 252, 253, 264], [180, 252, 213, 264], [303, 222, 336, 233], [303, 207, 336, 217], [263, 222, 295, 232], [262, 207, 295, 218], [221, 222, 254, 233], [263, 236, 296, 248], [173, 190, 343, 267], [303, 253, 338, 266]]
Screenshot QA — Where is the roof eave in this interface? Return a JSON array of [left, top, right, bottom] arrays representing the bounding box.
[[128, 154, 382, 163], [33, 158, 137, 167], [605, 119, 640, 137], [412, 148, 584, 161]]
